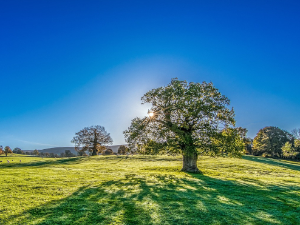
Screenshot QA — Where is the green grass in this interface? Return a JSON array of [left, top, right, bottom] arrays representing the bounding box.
[[0, 154, 299, 224]]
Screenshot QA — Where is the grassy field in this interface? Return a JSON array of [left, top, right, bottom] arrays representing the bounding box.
[[0, 154, 299, 225]]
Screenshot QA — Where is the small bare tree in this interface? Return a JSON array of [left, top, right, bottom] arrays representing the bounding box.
[[292, 128, 300, 139]]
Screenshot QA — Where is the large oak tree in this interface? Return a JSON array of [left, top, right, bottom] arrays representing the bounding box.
[[124, 78, 241, 173], [71, 125, 113, 156]]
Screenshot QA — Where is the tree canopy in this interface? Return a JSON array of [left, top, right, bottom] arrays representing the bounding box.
[[13, 147, 23, 154], [71, 125, 113, 156], [4, 146, 12, 157], [32, 149, 39, 156], [118, 145, 129, 155], [253, 126, 293, 157], [124, 78, 243, 173]]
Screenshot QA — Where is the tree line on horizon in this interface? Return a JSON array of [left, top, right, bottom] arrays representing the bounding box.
[[0, 144, 131, 158]]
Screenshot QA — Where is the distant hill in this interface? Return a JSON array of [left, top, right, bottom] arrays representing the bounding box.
[[25, 145, 129, 155], [40, 147, 79, 154]]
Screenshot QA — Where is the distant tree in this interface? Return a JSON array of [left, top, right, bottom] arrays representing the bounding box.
[[60, 152, 66, 157], [45, 152, 50, 157], [71, 125, 113, 156], [124, 78, 240, 173], [233, 128, 253, 154], [253, 126, 293, 158], [118, 145, 130, 155], [65, 150, 74, 157], [76, 149, 88, 156], [49, 153, 55, 158], [210, 127, 245, 158], [103, 149, 114, 155], [0, 146, 4, 155], [40, 152, 45, 157], [76, 148, 88, 156], [136, 140, 170, 155], [243, 137, 253, 154], [32, 149, 39, 156], [4, 146, 12, 156], [13, 147, 21, 154]]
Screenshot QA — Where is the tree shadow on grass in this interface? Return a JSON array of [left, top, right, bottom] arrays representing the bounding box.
[[0, 157, 84, 169], [131, 155, 182, 162], [100, 155, 182, 163], [243, 155, 300, 172], [3, 173, 300, 225]]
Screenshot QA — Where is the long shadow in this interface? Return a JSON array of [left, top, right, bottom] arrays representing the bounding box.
[[3, 173, 300, 224], [243, 155, 300, 171], [131, 155, 182, 162], [103, 155, 182, 162], [0, 157, 83, 169]]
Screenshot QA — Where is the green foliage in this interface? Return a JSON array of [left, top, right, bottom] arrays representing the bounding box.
[[243, 137, 253, 154], [281, 138, 300, 160], [295, 139, 300, 149], [32, 149, 39, 156], [65, 150, 75, 157], [0, 146, 3, 155], [117, 145, 129, 155], [76, 149, 87, 156], [136, 140, 173, 155], [124, 78, 241, 172], [281, 142, 298, 159], [209, 127, 245, 158], [253, 126, 293, 158], [0, 155, 300, 224], [103, 149, 114, 155], [13, 147, 23, 154], [71, 125, 113, 156]]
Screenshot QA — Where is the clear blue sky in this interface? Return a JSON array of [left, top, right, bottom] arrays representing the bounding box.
[[1, 0, 299, 150]]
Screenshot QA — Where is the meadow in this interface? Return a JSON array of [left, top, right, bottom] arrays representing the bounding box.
[[0, 154, 299, 224]]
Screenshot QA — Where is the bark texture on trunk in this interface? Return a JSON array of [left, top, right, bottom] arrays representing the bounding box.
[[181, 152, 200, 173], [179, 132, 201, 173], [91, 131, 98, 156]]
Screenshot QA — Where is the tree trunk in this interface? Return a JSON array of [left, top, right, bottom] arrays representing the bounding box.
[[91, 131, 98, 156], [181, 152, 200, 173], [179, 131, 201, 173], [91, 149, 97, 156]]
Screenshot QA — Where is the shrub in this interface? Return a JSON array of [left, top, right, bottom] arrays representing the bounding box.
[[103, 149, 113, 155]]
